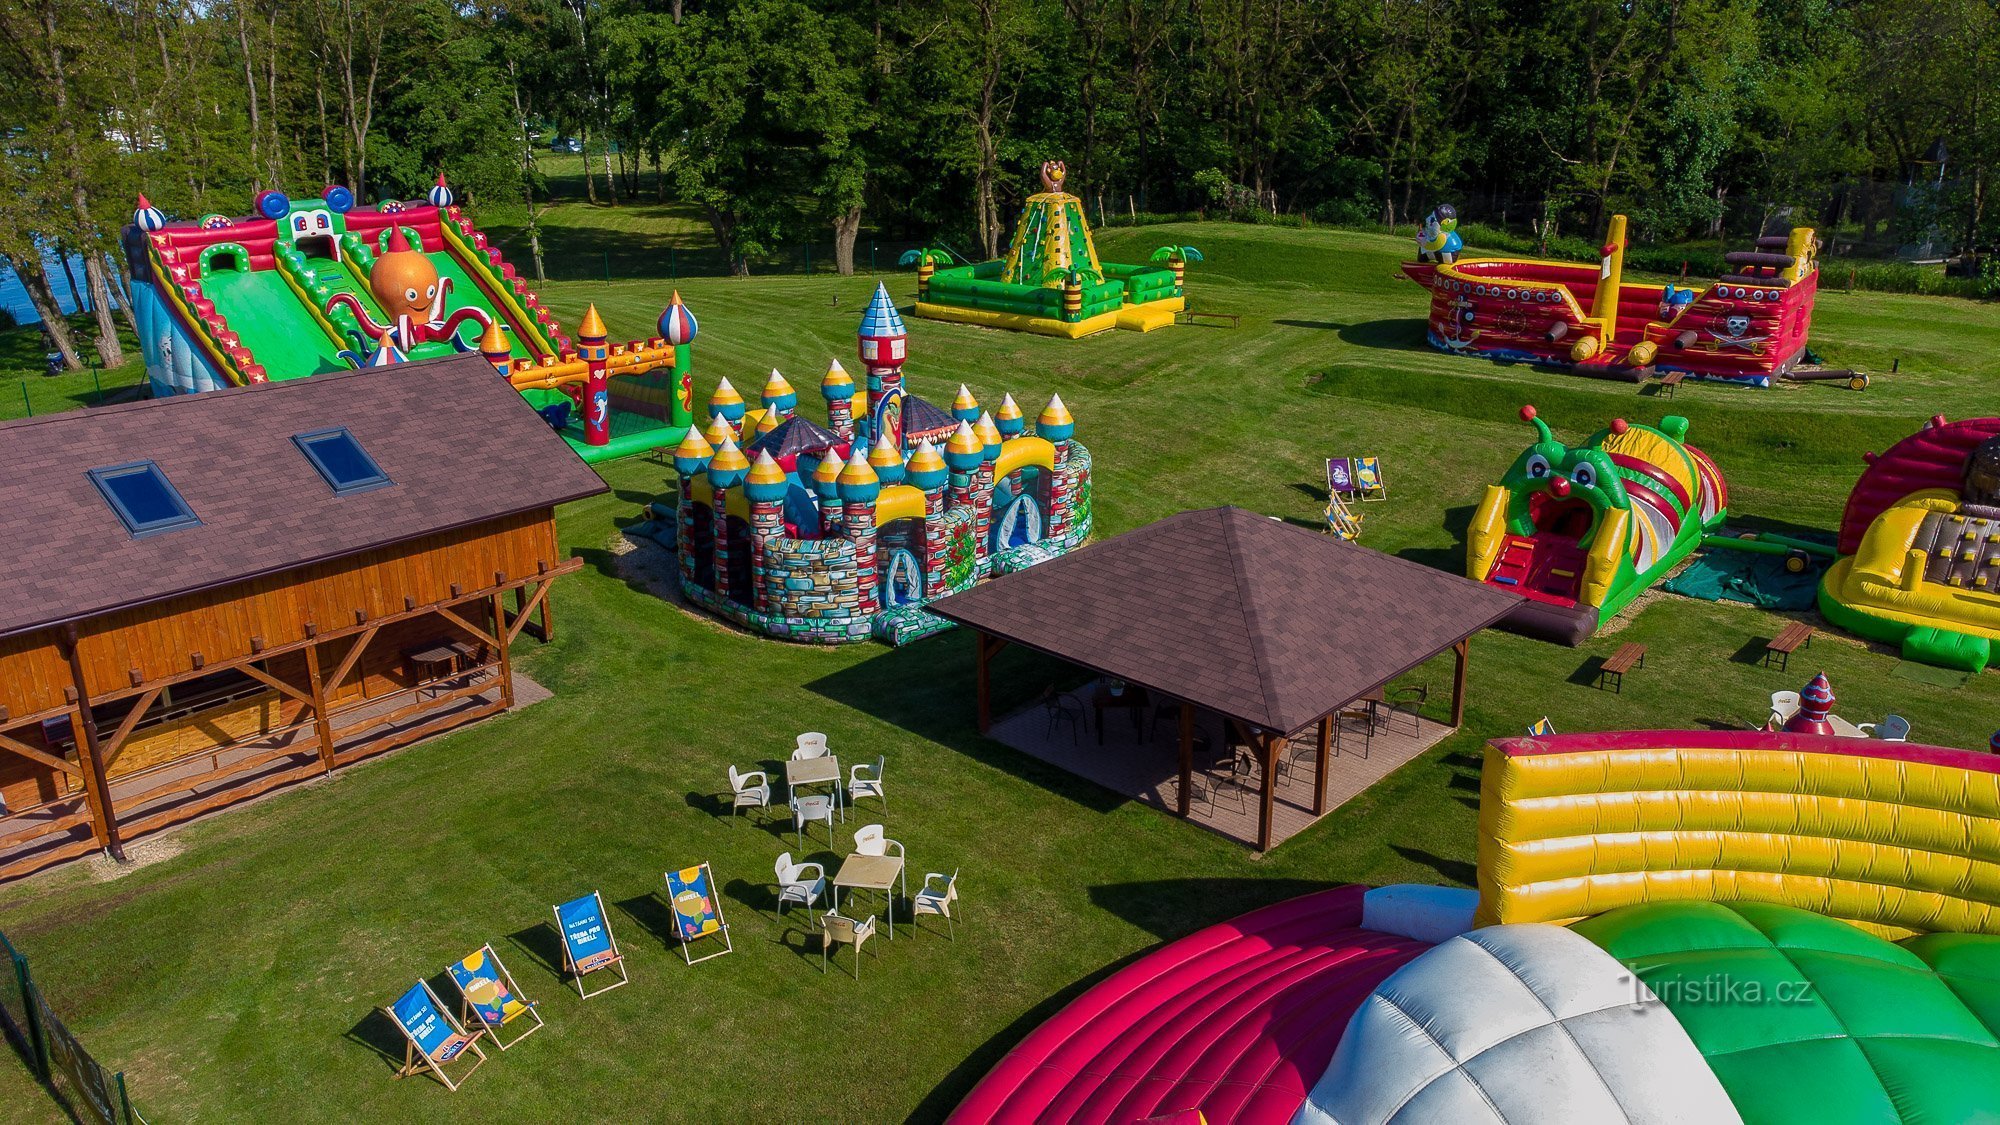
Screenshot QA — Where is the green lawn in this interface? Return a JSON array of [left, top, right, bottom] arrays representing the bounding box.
[[0, 223, 1997, 1123]]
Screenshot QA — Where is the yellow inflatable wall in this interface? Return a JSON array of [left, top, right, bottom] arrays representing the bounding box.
[[1477, 730, 2000, 939]]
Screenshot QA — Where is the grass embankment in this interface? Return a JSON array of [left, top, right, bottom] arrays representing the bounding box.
[[0, 221, 1996, 1122]]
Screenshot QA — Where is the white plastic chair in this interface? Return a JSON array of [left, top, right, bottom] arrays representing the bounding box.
[[793, 732, 829, 759], [853, 823, 907, 897], [912, 869, 961, 941], [728, 765, 770, 821], [1767, 690, 1800, 729], [774, 852, 826, 927], [1859, 714, 1911, 742], [848, 755, 887, 810], [790, 795, 836, 847], [820, 911, 877, 978]]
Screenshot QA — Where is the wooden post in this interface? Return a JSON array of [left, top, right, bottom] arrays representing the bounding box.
[[1314, 715, 1332, 815], [538, 585, 554, 643], [1177, 702, 1194, 816], [1258, 731, 1278, 852], [303, 640, 338, 774], [974, 633, 1005, 734], [1451, 638, 1471, 727], [491, 593, 516, 709], [57, 625, 123, 860]]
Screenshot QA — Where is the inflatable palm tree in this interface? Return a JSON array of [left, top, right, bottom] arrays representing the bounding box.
[[1148, 245, 1204, 288]]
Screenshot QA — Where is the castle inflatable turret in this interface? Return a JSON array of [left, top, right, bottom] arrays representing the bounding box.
[[661, 283, 1093, 644]]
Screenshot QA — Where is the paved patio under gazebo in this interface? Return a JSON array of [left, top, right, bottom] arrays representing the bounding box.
[[930, 507, 1521, 851]]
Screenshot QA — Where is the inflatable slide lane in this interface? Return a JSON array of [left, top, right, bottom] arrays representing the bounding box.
[[1466, 405, 1727, 644]]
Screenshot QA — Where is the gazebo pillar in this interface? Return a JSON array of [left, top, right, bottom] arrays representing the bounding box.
[[1258, 730, 1279, 852], [1452, 638, 1471, 726], [974, 632, 1007, 734], [1177, 702, 1194, 816], [1314, 714, 1332, 814]]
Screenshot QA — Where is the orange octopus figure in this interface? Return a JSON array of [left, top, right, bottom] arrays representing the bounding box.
[[326, 224, 490, 359]]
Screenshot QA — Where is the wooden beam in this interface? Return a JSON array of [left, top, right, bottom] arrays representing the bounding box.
[[1451, 638, 1470, 727], [1177, 702, 1194, 817], [1314, 714, 1332, 815], [1258, 732, 1278, 853], [58, 626, 121, 859], [303, 640, 337, 774], [325, 625, 381, 697], [436, 604, 500, 651], [490, 592, 515, 710], [974, 632, 992, 734], [505, 579, 554, 645], [0, 728, 81, 779], [76, 560, 584, 709], [98, 686, 163, 771], [236, 663, 314, 708]]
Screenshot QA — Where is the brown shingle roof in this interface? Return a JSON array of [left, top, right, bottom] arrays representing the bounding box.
[[929, 507, 1521, 733], [0, 353, 607, 639]]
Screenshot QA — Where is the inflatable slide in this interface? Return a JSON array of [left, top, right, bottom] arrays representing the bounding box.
[[1466, 405, 1727, 644]]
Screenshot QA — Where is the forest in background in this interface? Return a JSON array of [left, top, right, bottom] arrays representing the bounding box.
[[3, 0, 1997, 370]]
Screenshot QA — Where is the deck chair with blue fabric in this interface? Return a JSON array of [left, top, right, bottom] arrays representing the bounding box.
[[447, 944, 544, 1050], [555, 890, 629, 998], [385, 980, 488, 1091]]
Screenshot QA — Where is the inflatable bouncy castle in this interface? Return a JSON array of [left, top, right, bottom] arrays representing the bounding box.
[[954, 729, 2000, 1124], [122, 184, 695, 462], [1467, 406, 1728, 644], [909, 161, 1184, 338], [1819, 414, 2000, 672], [656, 285, 1092, 645], [1402, 213, 1820, 386]]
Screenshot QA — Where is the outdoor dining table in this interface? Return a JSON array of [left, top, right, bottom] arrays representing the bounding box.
[[1092, 682, 1151, 745], [832, 852, 905, 939], [785, 755, 845, 820]]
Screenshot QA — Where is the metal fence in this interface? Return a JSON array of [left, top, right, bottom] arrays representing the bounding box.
[[0, 928, 146, 1125]]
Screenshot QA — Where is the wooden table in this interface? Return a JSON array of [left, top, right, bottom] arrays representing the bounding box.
[[833, 853, 905, 939], [404, 639, 480, 697], [1092, 683, 1150, 745], [785, 756, 844, 820]]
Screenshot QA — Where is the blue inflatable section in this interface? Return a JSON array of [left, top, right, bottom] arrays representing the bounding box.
[[132, 280, 226, 397]]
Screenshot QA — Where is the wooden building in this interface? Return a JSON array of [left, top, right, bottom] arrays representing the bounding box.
[[0, 354, 605, 881]]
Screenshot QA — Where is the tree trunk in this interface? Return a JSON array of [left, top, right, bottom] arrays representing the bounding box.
[[83, 254, 125, 367], [12, 255, 82, 371], [111, 254, 139, 336], [833, 204, 862, 276], [705, 205, 747, 276], [582, 124, 598, 204], [238, 5, 261, 192]]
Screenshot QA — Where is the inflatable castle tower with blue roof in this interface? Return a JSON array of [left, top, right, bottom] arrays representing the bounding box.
[[658, 283, 1092, 644]]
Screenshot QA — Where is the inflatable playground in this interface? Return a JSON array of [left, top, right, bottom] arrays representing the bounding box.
[[953, 727, 2000, 1124], [1403, 209, 1821, 386], [1467, 406, 1728, 644], [648, 284, 1092, 645], [908, 161, 1186, 338], [1820, 415, 2000, 672], [123, 183, 695, 462]]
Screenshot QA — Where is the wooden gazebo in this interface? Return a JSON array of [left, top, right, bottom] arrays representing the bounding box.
[[0, 355, 604, 881], [929, 507, 1521, 850]]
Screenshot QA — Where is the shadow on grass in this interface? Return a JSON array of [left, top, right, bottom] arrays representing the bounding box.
[[507, 922, 569, 982], [1389, 845, 1477, 887], [1730, 637, 1777, 665], [1567, 658, 1609, 689], [1336, 317, 1429, 351], [344, 1007, 409, 1072], [613, 891, 678, 951], [1271, 319, 1344, 332], [804, 635, 1126, 816], [910, 877, 1333, 1122]]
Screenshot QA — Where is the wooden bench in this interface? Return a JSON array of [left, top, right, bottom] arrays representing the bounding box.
[[1655, 370, 1686, 398], [1598, 643, 1647, 693], [1178, 310, 1241, 329], [1764, 622, 1813, 671]]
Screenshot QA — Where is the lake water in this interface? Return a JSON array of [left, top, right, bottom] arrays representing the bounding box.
[[0, 250, 121, 325]]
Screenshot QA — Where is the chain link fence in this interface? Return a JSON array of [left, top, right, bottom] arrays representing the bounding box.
[[0, 928, 147, 1125]]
